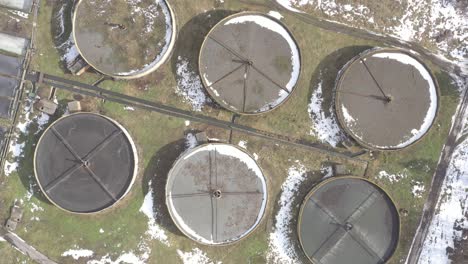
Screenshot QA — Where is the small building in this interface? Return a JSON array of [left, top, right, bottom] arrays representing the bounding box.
[[332, 164, 347, 176], [5, 219, 18, 231], [5, 202, 23, 231], [36, 99, 57, 115], [68, 56, 90, 76], [67, 101, 81, 113], [194, 132, 208, 144]]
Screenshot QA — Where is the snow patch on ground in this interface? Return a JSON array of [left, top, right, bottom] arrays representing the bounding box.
[[58, 36, 79, 66], [175, 56, 210, 111], [238, 140, 248, 149], [321, 165, 333, 178], [177, 248, 221, 264], [253, 153, 259, 161], [8, 10, 29, 19], [377, 170, 408, 183], [54, 4, 67, 40], [277, 0, 373, 23], [88, 252, 146, 264], [30, 202, 44, 213], [268, 10, 284, 20], [36, 113, 50, 131], [185, 133, 198, 150], [62, 248, 94, 260], [88, 238, 152, 263], [411, 180, 426, 198], [90, 179, 174, 263], [275, 0, 467, 73], [308, 76, 346, 147], [394, 0, 467, 65], [16, 180, 34, 206], [139, 180, 170, 246], [267, 163, 307, 263], [4, 159, 20, 176], [4, 100, 50, 176], [419, 139, 468, 263], [275, 0, 306, 13]]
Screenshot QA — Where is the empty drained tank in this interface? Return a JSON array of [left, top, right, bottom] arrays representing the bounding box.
[[166, 143, 267, 245], [199, 12, 301, 114], [335, 49, 438, 150], [73, 0, 176, 79]]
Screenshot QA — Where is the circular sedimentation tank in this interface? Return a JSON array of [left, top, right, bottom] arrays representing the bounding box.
[[199, 12, 301, 114], [166, 143, 267, 245], [34, 113, 138, 214], [298, 177, 400, 264], [72, 0, 176, 79], [335, 49, 438, 150]]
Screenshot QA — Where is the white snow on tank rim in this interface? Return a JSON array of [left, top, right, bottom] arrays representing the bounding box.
[[373, 52, 437, 148], [343, 52, 438, 149], [168, 144, 267, 245], [224, 14, 301, 102]]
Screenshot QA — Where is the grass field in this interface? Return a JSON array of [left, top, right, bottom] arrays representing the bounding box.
[[0, 0, 461, 263], [273, 0, 467, 63]]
